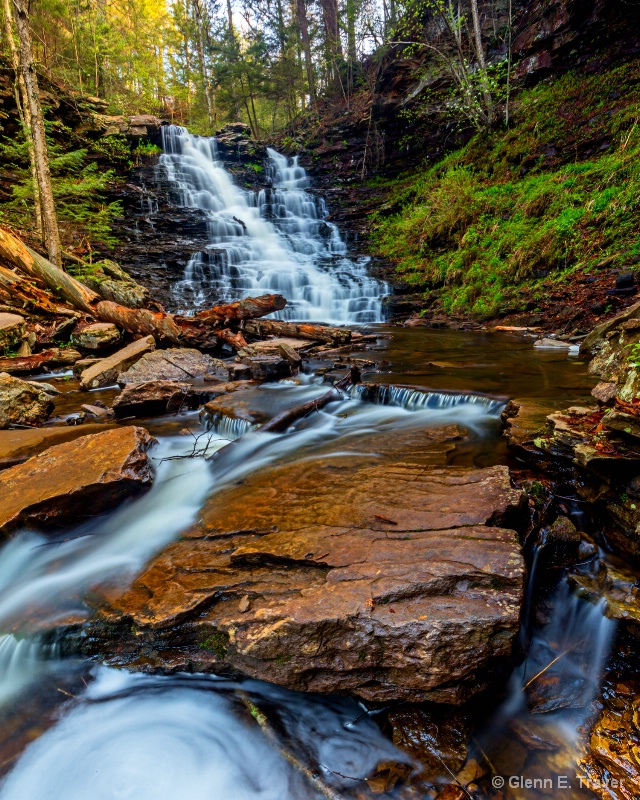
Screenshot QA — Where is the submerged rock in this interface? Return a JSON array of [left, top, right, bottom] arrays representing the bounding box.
[[80, 336, 155, 389], [87, 449, 525, 704], [388, 706, 468, 780], [0, 426, 155, 537], [0, 372, 55, 428], [118, 348, 226, 384]]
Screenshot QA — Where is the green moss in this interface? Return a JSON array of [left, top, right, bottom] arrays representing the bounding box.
[[371, 63, 640, 318], [199, 630, 229, 658]]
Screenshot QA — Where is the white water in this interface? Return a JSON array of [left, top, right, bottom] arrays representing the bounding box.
[[159, 125, 387, 322], [0, 667, 413, 800]]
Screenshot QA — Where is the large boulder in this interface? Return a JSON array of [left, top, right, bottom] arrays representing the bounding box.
[[117, 348, 227, 385], [73, 322, 121, 350], [80, 336, 155, 389], [0, 312, 25, 351], [0, 372, 55, 429], [88, 442, 525, 704], [0, 426, 155, 537]]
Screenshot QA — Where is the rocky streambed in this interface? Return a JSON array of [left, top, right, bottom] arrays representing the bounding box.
[[1, 317, 638, 799]]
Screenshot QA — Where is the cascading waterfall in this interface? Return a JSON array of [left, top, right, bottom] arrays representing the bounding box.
[[353, 383, 505, 415], [159, 125, 387, 323]]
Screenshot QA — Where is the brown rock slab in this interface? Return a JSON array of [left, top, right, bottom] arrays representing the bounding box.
[[202, 384, 316, 425], [0, 372, 55, 429], [91, 448, 526, 704], [0, 426, 155, 537], [74, 322, 121, 350], [0, 424, 117, 469], [118, 348, 226, 385], [591, 381, 618, 405], [80, 336, 155, 389]]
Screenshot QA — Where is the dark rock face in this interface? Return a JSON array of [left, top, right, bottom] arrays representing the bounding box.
[[0, 426, 155, 537], [82, 442, 526, 704]]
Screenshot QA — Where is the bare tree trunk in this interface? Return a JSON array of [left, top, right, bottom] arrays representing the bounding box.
[[226, 0, 242, 121], [12, 0, 62, 267], [469, 0, 493, 125], [2, 0, 41, 239], [193, 0, 215, 132], [319, 0, 342, 91], [296, 0, 317, 108]]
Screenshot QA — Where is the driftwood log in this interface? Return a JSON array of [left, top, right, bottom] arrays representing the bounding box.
[[0, 347, 82, 373]]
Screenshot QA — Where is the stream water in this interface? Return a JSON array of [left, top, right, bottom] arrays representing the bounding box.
[[0, 135, 619, 799]]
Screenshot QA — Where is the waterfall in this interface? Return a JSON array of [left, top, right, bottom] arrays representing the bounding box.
[[158, 125, 387, 323], [353, 383, 505, 415]]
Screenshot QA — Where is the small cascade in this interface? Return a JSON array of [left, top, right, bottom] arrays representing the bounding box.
[[158, 125, 387, 323], [353, 383, 505, 415], [202, 412, 257, 439]]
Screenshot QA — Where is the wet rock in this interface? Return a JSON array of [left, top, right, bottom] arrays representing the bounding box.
[[601, 411, 640, 440], [239, 354, 292, 381], [525, 673, 589, 714], [80, 336, 155, 389], [0, 426, 155, 537], [118, 348, 226, 385], [579, 681, 640, 800], [201, 384, 314, 427], [87, 454, 525, 704], [572, 562, 640, 629], [73, 357, 102, 376], [591, 381, 618, 405], [534, 338, 571, 349], [387, 706, 468, 780], [542, 516, 582, 568], [510, 718, 565, 751], [0, 424, 117, 469], [81, 404, 113, 419], [0, 372, 55, 428], [0, 312, 25, 350], [112, 380, 215, 418], [73, 323, 121, 351]]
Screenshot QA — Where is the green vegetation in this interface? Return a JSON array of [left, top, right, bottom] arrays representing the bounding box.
[[0, 121, 124, 250], [371, 65, 640, 318], [199, 630, 229, 658]]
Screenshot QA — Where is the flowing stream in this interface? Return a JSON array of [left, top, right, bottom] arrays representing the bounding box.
[[0, 137, 619, 799]]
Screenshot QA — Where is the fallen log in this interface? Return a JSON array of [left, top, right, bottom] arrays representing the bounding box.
[[258, 387, 342, 433], [0, 227, 286, 351], [0, 347, 82, 374], [0, 265, 63, 315], [196, 295, 286, 322], [244, 319, 351, 345]]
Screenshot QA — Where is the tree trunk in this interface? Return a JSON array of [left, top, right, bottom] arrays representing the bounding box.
[[193, 0, 215, 132], [12, 0, 62, 267], [319, 0, 342, 90], [469, 0, 493, 126], [2, 0, 41, 239]]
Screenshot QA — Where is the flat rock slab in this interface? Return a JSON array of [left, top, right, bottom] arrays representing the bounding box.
[[93, 445, 525, 704], [202, 383, 328, 424], [0, 423, 117, 469], [0, 426, 155, 537], [80, 336, 155, 389], [0, 372, 54, 429], [118, 349, 226, 385]]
